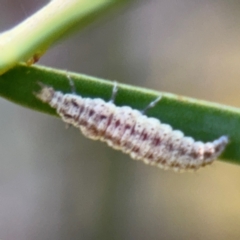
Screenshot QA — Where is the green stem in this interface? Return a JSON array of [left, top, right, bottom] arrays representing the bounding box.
[[0, 0, 130, 74], [0, 63, 239, 165]]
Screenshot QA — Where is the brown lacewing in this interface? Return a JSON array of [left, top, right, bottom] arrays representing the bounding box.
[[35, 78, 228, 172]]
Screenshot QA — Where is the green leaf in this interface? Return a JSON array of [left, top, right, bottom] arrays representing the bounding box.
[[0, 63, 239, 165]]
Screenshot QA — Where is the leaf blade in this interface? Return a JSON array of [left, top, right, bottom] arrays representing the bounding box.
[[0, 63, 239, 165]]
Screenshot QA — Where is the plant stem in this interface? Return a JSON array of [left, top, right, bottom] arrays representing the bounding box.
[[0, 0, 130, 75], [0, 63, 239, 164]]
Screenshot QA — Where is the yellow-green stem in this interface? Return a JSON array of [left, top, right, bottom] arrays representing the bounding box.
[[0, 0, 129, 74]]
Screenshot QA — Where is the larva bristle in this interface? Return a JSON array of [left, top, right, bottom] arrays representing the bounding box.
[[35, 82, 229, 172]]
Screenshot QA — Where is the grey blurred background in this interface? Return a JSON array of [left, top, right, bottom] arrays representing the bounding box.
[[1, 0, 240, 239]]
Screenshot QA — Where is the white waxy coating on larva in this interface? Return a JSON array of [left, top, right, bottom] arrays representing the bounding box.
[[35, 84, 229, 172]]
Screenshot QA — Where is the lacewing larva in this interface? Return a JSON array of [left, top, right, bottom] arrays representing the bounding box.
[[35, 78, 228, 172]]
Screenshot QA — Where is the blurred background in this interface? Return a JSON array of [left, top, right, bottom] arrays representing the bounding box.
[[1, 0, 240, 239]]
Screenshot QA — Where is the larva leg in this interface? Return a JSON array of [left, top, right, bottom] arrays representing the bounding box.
[[65, 73, 77, 129], [66, 72, 76, 94], [109, 81, 118, 103], [142, 95, 162, 114]]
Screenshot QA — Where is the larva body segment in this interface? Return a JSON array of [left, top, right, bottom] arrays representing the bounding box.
[[35, 84, 228, 172]]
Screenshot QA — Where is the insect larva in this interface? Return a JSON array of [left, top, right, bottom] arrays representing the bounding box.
[[35, 80, 228, 172]]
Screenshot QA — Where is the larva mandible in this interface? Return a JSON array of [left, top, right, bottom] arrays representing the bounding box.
[[35, 79, 228, 172]]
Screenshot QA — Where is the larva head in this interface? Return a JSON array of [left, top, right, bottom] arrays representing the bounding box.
[[34, 82, 55, 103]]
